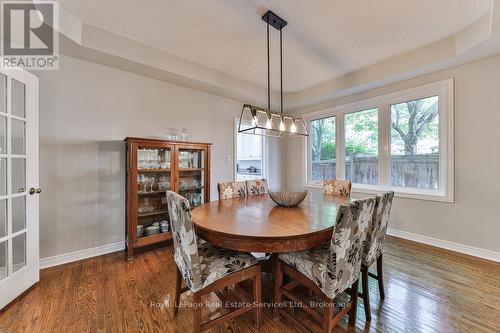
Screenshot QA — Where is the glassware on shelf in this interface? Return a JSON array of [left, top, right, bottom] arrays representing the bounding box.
[[138, 148, 170, 170], [160, 220, 169, 233], [138, 198, 155, 214], [145, 225, 160, 236], [147, 177, 155, 192], [164, 128, 179, 141], [179, 150, 202, 169], [158, 176, 169, 191], [137, 225, 144, 237], [160, 196, 167, 210], [138, 174, 147, 192], [180, 128, 188, 141], [185, 192, 202, 207], [193, 153, 199, 168], [160, 149, 170, 169]]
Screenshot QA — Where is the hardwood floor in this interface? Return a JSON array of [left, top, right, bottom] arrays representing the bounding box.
[[1, 236, 499, 333]]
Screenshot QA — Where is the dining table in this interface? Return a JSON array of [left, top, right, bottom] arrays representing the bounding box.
[[191, 190, 351, 253]]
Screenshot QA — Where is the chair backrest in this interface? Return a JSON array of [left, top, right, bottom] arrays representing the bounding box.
[[326, 197, 375, 298], [362, 191, 394, 266], [323, 179, 352, 197], [166, 191, 202, 291], [246, 178, 268, 196], [217, 181, 247, 199]]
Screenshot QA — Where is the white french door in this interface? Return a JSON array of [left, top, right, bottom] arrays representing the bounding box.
[[0, 66, 39, 309]]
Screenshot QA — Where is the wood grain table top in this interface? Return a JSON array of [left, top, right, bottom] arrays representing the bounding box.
[[191, 191, 351, 252]]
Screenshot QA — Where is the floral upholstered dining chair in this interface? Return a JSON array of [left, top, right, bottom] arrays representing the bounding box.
[[359, 191, 394, 322], [246, 178, 268, 196], [323, 179, 352, 197], [166, 191, 262, 331], [217, 180, 247, 199], [274, 197, 375, 332]]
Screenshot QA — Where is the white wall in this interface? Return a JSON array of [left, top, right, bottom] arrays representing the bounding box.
[[286, 55, 500, 254], [35, 55, 283, 259]]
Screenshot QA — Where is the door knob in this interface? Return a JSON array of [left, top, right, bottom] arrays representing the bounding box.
[[29, 188, 42, 195]]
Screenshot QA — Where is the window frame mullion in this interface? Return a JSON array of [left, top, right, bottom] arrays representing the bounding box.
[[335, 113, 344, 180], [378, 104, 390, 186]]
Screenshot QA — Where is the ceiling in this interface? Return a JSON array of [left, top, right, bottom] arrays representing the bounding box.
[[60, 0, 492, 92]]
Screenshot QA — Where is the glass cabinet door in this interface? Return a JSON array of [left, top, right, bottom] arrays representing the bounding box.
[[135, 145, 172, 239], [177, 147, 206, 208]]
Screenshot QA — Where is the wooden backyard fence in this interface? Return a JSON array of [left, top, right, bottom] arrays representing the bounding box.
[[312, 153, 439, 189]]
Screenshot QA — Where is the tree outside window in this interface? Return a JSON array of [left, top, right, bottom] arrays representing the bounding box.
[[391, 96, 439, 189]]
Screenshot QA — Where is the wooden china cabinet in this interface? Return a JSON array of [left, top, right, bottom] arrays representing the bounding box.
[[125, 137, 211, 260]]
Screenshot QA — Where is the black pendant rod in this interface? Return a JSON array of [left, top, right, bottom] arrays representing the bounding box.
[[267, 18, 270, 111], [280, 28, 283, 115]]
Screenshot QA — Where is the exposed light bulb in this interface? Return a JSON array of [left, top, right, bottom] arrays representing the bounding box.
[[279, 119, 285, 131], [266, 118, 272, 129], [290, 121, 297, 133], [251, 116, 258, 127]]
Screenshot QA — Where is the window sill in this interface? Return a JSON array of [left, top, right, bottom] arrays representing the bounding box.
[[302, 183, 454, 203]]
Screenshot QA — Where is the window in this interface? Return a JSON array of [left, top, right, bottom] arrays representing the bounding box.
[[345, 109, 378, 185], [304, 79, 454, 202], [391, 96, 439, 189], [310, 116, 336, 181]]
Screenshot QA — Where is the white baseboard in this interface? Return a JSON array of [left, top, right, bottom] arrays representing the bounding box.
[[40, 241, 125, 269], [38, 230, 500, 269], [387, 228, 500, 263]]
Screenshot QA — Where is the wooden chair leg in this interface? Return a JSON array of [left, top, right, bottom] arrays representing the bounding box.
[[376, 255, 385, 300], [273, 259, 283, 321], [348, 278, 359, 327], [254, 265, 262, 328], [193, 292, 202, 333], [174, 266, 182, 316], [322, 299, 334, 333], [361, 265, 371, 322]]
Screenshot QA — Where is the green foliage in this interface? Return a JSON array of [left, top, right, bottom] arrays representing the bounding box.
[[345, 109, 378, 155], [345, 142, 370, 155], [320, 142, 336, 160]]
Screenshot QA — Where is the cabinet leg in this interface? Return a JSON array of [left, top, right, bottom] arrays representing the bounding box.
[[127, 245, 133, 261]]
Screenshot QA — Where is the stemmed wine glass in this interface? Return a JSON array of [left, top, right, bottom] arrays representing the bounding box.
[[148, 177, 155, 192]]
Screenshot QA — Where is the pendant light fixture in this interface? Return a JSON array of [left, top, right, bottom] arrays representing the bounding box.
[[238, 11, 308, 138]]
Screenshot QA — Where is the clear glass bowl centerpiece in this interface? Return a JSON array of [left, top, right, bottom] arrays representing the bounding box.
[[268, 189, 308, 207]]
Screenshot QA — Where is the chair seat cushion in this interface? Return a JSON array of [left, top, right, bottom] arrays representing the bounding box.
[[196, 242, 258, 291], [279, 243, 335, 298]]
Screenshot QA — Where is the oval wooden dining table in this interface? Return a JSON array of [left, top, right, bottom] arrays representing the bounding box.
[[192, 191, 351, 253]]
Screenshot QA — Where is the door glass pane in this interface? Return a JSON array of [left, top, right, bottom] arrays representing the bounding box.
[[0, 74, 6, 114], [12, 196, 26, 233], [391, 96, 439, 189], [310, 116, 336, 181], [12, 158, 26, 194], [0, 199, 6, 238], [179, 149, 204, 207], [345, 109, 379, 184], [136, 146, 172, 235], [0, 241, 7, 281], [12, 119, 25, 155], [13, 233, 26, 273], [11, 79, 26, 118], [137, 147, 171, 170], [0, 116, 6, 154], [0, 158, 6, 195]]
